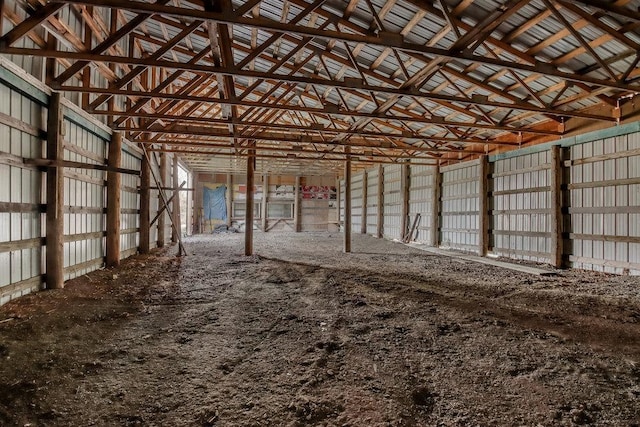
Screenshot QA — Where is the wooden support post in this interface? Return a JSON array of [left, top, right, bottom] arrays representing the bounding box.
[[45, 92, 64, 290], [294, 175, 301, 232], [139, 150, 151, 254], [106, 132, 122, 267], [344, 147, 352, 253], [171, 155, 180, 243], [478, 155, 490, 256], [157, 152, 167, 247], [336, 176, 341, 225], [376, 164, 384, 239], [226, 173, 232, 227], [361, 171, 368, 235], [550, 145, 564, 268], [245, 144, 255, 256], [261, 174, 268, 232], [401, 162, 410, 240], [430, 165, 441, 247]]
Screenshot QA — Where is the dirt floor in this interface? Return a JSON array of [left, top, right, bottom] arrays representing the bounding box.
[[1, 232, 640, 426]]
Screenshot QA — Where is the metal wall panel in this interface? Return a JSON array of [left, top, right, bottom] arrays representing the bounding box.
[[366, 167, 378, 235], [568, 135, 640, 275], [0, 82, 44, 304], [383, 164, 401, 239], [440, 160, 480, 252], [408, 165, 435, 243], [351, 172, 363, 233], [492, 152, 551, 262], [121, 150, 141, 258], [62, 118, 107, 281]]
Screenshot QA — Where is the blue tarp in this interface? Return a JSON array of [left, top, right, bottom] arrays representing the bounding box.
[[203, 185, 227, 221]]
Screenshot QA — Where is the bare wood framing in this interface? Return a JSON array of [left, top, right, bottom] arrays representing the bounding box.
[[106, 132, 122, 267], [245, 142, 256, 256], [139, 149, 151, 254], [478, 155, 490, 257], [550, 145, 563, 268], [45, 92, 64, 290], [344, 146, 352, 253]]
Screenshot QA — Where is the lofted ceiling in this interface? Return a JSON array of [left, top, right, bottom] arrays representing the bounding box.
[[1, 0, 640, 175]]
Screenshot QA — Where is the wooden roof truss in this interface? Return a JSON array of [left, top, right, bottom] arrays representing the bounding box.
[[1, 0, 639, 174]]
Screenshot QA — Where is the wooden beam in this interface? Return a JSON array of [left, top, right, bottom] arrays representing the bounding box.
[[48, 0, 640, 92], [225, 173, 232, 227], [401, 162, 410, 241], [45, 92, 65, 290], [550, 145, 564, 268], [146, 147, 440, 166], [344, 146, 352, 253], [150, 181, 186, 227], [261, 174, 268, 232], [52, 0, 172, 85], [294, 175, 301, 232], [478, 155, 490, 256], [336, 176, 341, 229], [20, 50, 615, 122], [37, 84, 568, 134], [171, 155, 180, 243], [139, 149, 151, 254], [26, 158, 139, 175], [245, 142, 255, 255], [106, 131, 122, 267], [96, 110, 513, 147], [361, 170, 368, 235], [376, 164, 383, 239], [157, 151, 167, 247], [0, 3, 65, 48], [430, 165, 441, 247]]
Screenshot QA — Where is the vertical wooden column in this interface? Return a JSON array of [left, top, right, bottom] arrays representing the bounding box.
[[245, 144, 255, 256], [430, 164, 441, 247], [361, 171, 368, 235], [478, 155, 490, 256], [376, 164, 384, 238], [550, 145, 564, 268], [344, 147, 352, 253], [261, 174, 268, 232], [139, 151, 151, 254], [191, 172, 199, 234], [336, 176, 341, 225], [106, 132, 122, 267], [157, 152, 167, 247], [401, 162, 410, 240], [294, 175, 301, 232], [171, 155, 180, 243], [226, 173, 232, 227], [45, 92, 64, 289]]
